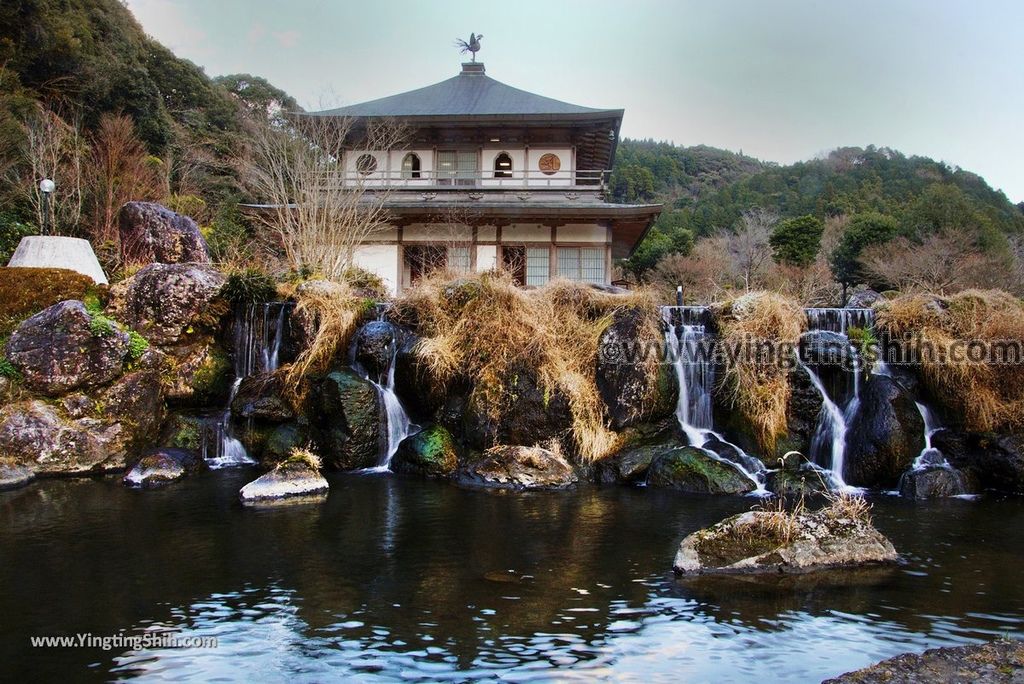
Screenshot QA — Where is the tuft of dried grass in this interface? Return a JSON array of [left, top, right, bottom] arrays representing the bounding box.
[[279, 445, 323, 472], [282, 279, 369, 404], [877, 289, 1024, 432], [714, 291, 804, 455], [821, 490, 872, 524], [392, 271, 659, 462]]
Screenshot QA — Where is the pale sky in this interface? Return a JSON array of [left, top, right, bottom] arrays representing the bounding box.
[[125, 0, 1024, 202]]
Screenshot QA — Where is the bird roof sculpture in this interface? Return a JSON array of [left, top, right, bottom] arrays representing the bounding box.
[[455, 33, 483, 62]]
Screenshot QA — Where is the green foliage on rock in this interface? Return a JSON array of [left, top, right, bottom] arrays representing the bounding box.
[[221, 269, 278, 306], [89, 314, 116, 338], [770, 215, 824, 267], [126, 330, 149, 362], [0, 214, 34, 263], [830, 212, 899, 290], [0, 267, 105, 336]]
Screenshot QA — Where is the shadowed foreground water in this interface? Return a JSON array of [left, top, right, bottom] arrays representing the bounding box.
[[1, 471, 1022, 682]]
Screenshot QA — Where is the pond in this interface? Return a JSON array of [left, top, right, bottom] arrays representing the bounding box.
[[2, 471, 1022, 682]]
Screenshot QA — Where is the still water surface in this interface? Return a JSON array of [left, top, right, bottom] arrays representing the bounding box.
[[1, 470, 1022, 682]]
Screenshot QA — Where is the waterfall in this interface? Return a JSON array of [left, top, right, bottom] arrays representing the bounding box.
[[911, 402, 944, 470], [365, 345, 417, 471], [660, 307, 767, 493], [799, 308, 873, 490], [203, 302, 289, 469]]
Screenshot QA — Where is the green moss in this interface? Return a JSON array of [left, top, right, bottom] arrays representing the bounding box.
[[170, 419, 201, 450], [126, 330, 150, 362], [0, 267, 108, 336], [89, 314, 116, 337], [0, 356, 22, 382], [191, 346, 232, 398], [692, 515, 788, 568], [221, 268, 278, 306]]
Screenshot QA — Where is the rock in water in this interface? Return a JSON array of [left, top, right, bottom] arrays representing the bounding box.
[[0, 462, 34, 491], [595, 307, 677, 430], [456, 445, 577, 490], [824, 639, 1024, 684], [392, 425, 460, 479], [109, 263, 227, 346], [239, 463, 328, 506], [898, 465, 969, 499], [647, 446, 754, 494], [597, 432, 681, 485], [119, 201, 210, 265], [124, 448, 203, 488], [673, 506, 897, 575], [844, 375, 924, 488], [317, 369, 383, 470], [353, 321, 398, 378], [5, 300, 129, 396]]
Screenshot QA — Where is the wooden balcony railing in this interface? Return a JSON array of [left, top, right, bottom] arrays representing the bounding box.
[[322, 169, 611, 190]]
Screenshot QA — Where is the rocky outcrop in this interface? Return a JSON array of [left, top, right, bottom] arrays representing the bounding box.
[[0, 401, 108, 474], [934, 430, 1024, 495], [123, 448, 203, 488], [647, 446, 755, 494], [354, 320, 398, 378], [5, 300, 129, 396], [824, 639, 1024, 684], [898, 465, 972, 499], [239, 462, 328, 506], [0, 461, 34, 490], [160, 343, 232, 405], [392, 425, 459, 479], [597, 431, 680, 485], [109, 263, 227, 346], [846, 289, 883, 309], [844, 375, 923, 488], [673, 506, 898, 575], [595, 307, 677, 430], [231, 371, 294, 422], [119, 201, 210, 266], [462, 364, 573, 450], [317, 369, 383, 470], [456, 445, 577, 490]]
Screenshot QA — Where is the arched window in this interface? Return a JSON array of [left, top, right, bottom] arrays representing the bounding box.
[[401, 152, 421, 179], [493, 152, 513, 179], [355, 153, 378, 176]]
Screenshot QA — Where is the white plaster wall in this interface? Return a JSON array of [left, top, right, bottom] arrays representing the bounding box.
[[477, 225, 497, 242], [353, 244, 399, 295], [403, 224, 473, 242], [527, 146, 573, 187], [502, 224, 551, 242], [480, 148, 527, 187], [386, 149, 435, 186], [557, 223, 607, 243], [476, 245, 497, 271]]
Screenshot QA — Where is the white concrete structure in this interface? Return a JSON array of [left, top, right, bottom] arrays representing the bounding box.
[[6, 236, 108, 284]]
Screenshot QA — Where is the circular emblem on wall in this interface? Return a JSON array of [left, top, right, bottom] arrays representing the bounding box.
[[538, 153, 561, 175]]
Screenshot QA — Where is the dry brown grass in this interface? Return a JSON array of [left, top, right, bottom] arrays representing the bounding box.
[[821, 490, 872, 523], [392, 271, 660, 461], [278, 446, 323, 472], [714, 291, 804, 454], [281, 279, 370, 404], [877, 289, 1024, 432]]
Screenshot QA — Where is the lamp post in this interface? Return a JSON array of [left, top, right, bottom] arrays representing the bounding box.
[[39, 178, 55, 235]]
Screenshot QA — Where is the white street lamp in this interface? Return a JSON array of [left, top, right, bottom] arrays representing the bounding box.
[[39, 178, 54, 235]]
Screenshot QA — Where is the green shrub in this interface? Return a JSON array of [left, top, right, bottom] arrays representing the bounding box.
[[127, 330, 150, 361], [89, 314, 116, 337], [203, 202, 250, 261], [0, 215, 34, 264], [343, 266, 388, 298], [0, 356, 21, 381], [221, 268, 278, 305], [164, 194, 208, 222]]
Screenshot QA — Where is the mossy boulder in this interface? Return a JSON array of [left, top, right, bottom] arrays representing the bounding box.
[[316, 368, 383, 470], [456, 445, 578, 490], [392, 425, 459, 479], [109, 263, 227, 346], [673, 507, 898, 575], [123, 447, 203, 488], [162, 342, 232, 405], [597, 429, 681, 484], [462, 363, 573, 450], [595, 307, 677, 430], [5, 300, 130, 396], [263, 423, 314, 463], [0, 400, 108, 474], [844, 374, 924, 488], [647, 446, 755, 494], [231, 371, 294, 422], [0, 267, 104, 337], [898, 465, 972, 499], [118, 201, 211, 266]]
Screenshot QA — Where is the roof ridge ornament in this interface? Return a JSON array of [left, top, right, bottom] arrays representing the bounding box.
[[454, 33, 483, 62]]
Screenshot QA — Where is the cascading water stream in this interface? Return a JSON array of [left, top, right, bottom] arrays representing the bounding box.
[[799, 307, 873, 490], [203, 302, 289, 469], [660, 307, 767, 493]]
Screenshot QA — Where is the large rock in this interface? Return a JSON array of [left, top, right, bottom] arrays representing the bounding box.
[[161, 342, 232, 405], [353, 321, 399, 379], [934, 430, 1024, 494], [392, 425, 459, 479], [456, 445, 578, 490], [231, 371, 294, 422], [0, 401, 107, 474], [119, 201, 210, 266], [673, 506, 898, 575], [595, 307, 677, 430], [843, 375, 924, 488], [846, 289, 883, 309], [317, 369, 383, 470], [110, 263, 227, 345], [97, 367, 166, 452], [5, 300, 129, 396], [824, 639, 1024, 684], [898, 465, 970, 499], [239, 462, 328, 506], [123, 448, 203, 488], [597, 433, 681, 485], [765, 462, 833, 497], [0, 461, 34, 491], [647, 446, 755, 494], [393, 333, 451, 420], [462, 363, 573, 451]]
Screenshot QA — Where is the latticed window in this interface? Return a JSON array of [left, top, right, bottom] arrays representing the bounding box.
[[401, 153, 421, 179], [525, 247, 550, 286], [557, 247, 605, 284], [447, 246, 471, 274], [437, 151, 477, 186]]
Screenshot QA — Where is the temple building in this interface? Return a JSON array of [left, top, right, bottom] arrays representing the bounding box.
[[301, 60, 662, 294]]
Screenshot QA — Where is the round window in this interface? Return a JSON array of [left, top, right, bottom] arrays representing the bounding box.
[[356, 154, 378, 175], [538, 153, 561, 175]]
